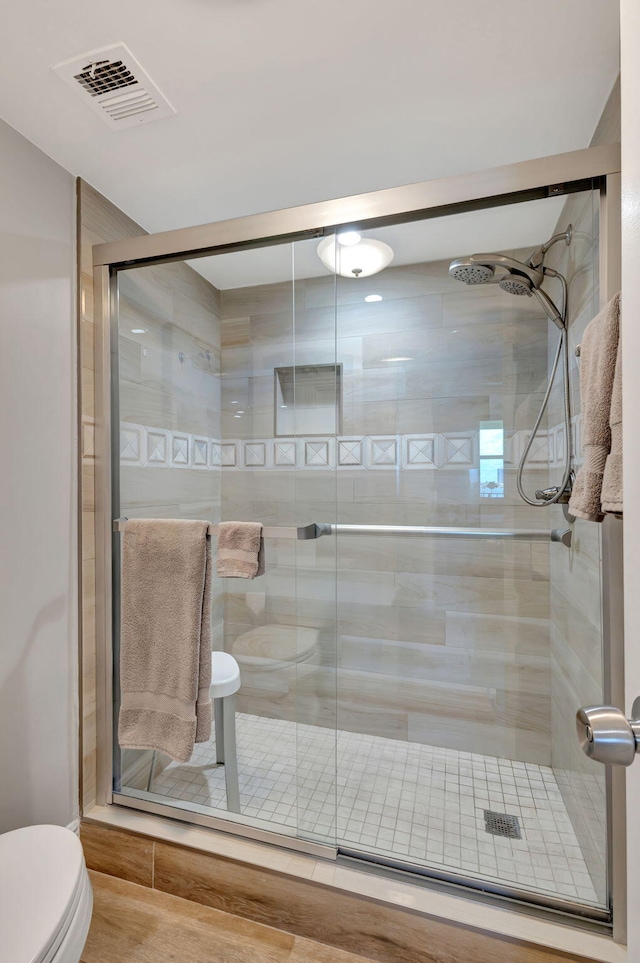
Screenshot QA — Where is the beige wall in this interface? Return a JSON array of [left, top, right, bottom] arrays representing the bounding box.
[[219, 255, 553, 763], [0, 117, 77, 832]]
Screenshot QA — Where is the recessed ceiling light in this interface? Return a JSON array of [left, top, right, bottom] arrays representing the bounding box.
[[337, 231, 361, 247], [280, 404, 288, 408], [365, 294, 383, 303], [230, 400, 239, 405], [131, 328, 146, 334], [234, 414, 242, 419], [237, 410, 245, 414], [381, 356, 413, 362]]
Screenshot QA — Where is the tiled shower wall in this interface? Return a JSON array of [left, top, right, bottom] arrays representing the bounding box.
[[219, 256, 554, 764]]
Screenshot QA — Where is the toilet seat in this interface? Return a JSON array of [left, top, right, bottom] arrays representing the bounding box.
[[0, 825, 92, 963], [232, 624, 319, 671]]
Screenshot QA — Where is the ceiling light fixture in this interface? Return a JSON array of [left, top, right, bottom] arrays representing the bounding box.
[[365, 294, 383, 303], [381, 356, 413, 362], [337, 231, 361, 246], [131, 328, 146, 334], [317, 236, 394, 279]]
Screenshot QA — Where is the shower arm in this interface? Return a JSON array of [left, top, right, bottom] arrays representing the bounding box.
[[529, 225, 573, 269]]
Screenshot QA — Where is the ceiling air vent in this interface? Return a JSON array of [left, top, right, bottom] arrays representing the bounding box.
[[52, 43, 176, 130]]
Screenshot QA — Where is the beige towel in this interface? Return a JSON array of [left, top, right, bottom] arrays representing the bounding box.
[[118, 519, 212, 763], [569, 293, 621, 521], [216, 521, 265, 578], [601, 329, 623, 513]]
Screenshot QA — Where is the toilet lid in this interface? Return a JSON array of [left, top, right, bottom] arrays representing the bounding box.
[[0, 825, 86, 963], [232, 624, 319, 668]]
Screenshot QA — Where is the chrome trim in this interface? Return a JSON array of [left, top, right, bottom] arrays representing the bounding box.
[[600, 170, 625, 945], [93, 144, 620, 267], [94, 264, 116, 805], [338, 849, 612, 926], [327, 523, 571, 544], [112, 791, 337, 860]]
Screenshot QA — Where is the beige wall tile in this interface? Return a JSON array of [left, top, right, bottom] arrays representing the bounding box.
[[445, 612, 550, 656]]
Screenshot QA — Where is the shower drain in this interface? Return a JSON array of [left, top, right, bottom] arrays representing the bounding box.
[[483, 810, 522, 839]]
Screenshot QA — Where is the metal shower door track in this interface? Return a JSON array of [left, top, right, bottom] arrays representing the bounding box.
[[92, 143, 619, 268]]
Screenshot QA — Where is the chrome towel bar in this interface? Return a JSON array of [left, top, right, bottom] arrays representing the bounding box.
[[112, 518, 317, 540], [113, 518, 572, 546], [318, 524, 572, 546]]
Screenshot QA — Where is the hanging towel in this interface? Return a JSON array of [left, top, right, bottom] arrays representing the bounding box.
[[118, 518, 212, 763], [601, 330, 623, 513], [216, 521, 265, 578], [568, 292, 621, 522]]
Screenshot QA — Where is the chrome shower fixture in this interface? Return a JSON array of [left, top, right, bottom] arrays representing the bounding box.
[[448, 260, 495, 284], [448, 225, 574, 508], [528, 224, 573, 269], [449, 252, 544, 290]]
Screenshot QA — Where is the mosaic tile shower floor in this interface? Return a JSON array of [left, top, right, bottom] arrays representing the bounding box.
[[141, 713, 600, 906]]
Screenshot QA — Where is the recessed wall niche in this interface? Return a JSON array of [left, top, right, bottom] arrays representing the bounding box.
[[274, 363, 342, 436]]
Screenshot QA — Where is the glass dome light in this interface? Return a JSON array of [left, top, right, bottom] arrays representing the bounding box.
[[317, 236, 394, 278], [337, 231, 361, 246]]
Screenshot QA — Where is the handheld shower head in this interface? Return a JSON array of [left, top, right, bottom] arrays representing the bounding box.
[[499, 275, 533, 296]]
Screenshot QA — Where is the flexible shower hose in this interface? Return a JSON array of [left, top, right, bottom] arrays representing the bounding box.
[[516, 275, 573, 507]]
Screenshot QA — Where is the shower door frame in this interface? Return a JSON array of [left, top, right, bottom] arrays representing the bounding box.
[[91, 142, 623, 932]]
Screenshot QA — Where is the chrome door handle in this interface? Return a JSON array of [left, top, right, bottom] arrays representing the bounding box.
[[576, 698, 640, 766]]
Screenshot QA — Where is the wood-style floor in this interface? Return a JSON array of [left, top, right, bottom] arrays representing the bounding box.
[[82, 868, 601, 963], [81, 871, 377, 963]]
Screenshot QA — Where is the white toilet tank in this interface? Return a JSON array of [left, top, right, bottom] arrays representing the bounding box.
[[0, 824, 93, 963]]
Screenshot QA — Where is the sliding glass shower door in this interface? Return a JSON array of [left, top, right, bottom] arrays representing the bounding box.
[[111, 182, 610, 919], [329, 191, 607, 913]]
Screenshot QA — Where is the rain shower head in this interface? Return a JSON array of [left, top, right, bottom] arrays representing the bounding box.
[[448, 259, 495, 284]]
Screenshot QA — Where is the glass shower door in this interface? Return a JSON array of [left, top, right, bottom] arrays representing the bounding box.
[[330, 193, 608, 914], [112, 239, 338, 851]]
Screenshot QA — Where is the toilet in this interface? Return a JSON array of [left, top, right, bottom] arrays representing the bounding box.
[[232, 624, 320, 674], [0, 824, 93, 963]]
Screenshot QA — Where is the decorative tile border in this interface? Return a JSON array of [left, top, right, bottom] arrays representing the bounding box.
[[120, 422, 567, 472], [549, 414, 582, 469]]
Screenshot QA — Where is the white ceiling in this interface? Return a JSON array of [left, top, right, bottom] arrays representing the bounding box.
[[0, 0, 619, 251]]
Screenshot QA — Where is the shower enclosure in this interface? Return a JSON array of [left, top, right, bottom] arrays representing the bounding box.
[[93, 144, 622, 928]]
